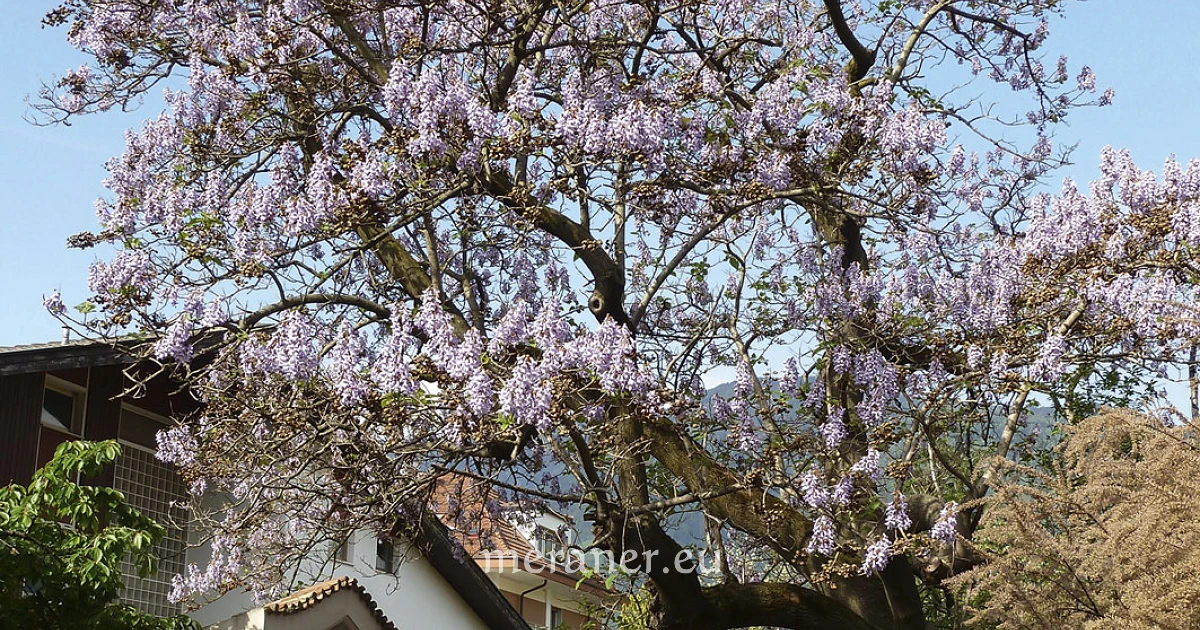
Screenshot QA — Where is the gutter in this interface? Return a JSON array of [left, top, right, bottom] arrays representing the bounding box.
[[518, 579, 547, 619]]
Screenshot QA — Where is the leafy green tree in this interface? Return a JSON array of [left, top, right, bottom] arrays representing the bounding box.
[[0, 440, 196, 630]]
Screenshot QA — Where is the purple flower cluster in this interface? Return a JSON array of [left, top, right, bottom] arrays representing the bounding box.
[[799, 471, 828, 509], [806, 515, 836, 556], [860, 536, 892, 575], [1028, 334, 1067, 382], [238, 312, 321, 380], [831, 476, 854, 507], [820, 406, 847, 450], [462, 371, 496, 418], [153, 317, 195, 363], [779, 358, 800, 395], [326, 323, 369, 406], [87, 249, 154, 299], [498, 357, 554, 429], [852, 350, 898, 427], [931, 501, 959, 544], [850, 448, 884, 482], [155, 424, 198, 468], [488, 301, 530, 353], [373, 310, 417, 397], [42, 290, 65, 315], [493, 302, 653, 429], [885, 493, 911, 532], [171, 534, 243, 602]]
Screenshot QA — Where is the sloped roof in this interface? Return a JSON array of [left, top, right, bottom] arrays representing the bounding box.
[[404, 510, 533, 630], [0, 338, 136, 375], [432, 474, 608, 596], [434, 474, 537, 559], [266, 576, 398, 629]]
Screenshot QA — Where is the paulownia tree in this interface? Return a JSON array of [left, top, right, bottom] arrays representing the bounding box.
[[37, 0, 1200, 628]]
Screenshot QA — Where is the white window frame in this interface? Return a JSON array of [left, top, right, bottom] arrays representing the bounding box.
[[117, 403, 172, 455], [334, 538, 353, 564], [375, 536, 397, 574], [41, 374, 87, 437]]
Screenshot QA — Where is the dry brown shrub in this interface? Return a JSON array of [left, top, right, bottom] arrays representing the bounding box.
[[948, 409, 1200, 630]]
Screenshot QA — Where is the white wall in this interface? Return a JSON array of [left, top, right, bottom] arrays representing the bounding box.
[[188, 529, 492, 630]]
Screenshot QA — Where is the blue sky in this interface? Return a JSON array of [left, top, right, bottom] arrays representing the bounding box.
[[1, 0, 1198, 349]]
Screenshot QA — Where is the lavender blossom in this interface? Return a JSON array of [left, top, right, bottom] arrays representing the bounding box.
[[820, 408, 848, 450], [272, 312, 321, 380], [931, 501, 959, 544], [850, 448, 884, 482], [42, 290, 65, 315], [860, 536, 892, 575], [832, 476, 854, 506], [805, 515, 836, 556], [153, 317, 195, 363], [799, 471, 828, 509], [498, 357, 552, 429], [885, 493, 911, 532], [326, 322, 369, 406], [1029, 334, 1067, 382], [461, 371, 496, 418], [488, 300, 530, 353], [156, 424, 198, 468], [779, 357, 800, 395]]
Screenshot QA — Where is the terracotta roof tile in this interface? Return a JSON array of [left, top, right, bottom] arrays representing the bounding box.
[[264, 576, 399, 630], [431, 474, 609, 595]]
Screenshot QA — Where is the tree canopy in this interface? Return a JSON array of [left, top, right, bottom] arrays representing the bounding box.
[[950, 409, 1200, 629], [39, 0, 1200, 628], [0, 440, 196, 630]]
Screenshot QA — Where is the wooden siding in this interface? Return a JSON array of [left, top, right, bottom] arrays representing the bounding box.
[[84, 365, 123, 441], [0, 361, 196, 487], [122, 365, 200, 420], [0, 371, 44, 485], [84, 365, 124, 486], [50, 367, 89, 388], [36, 426, 74, 470]]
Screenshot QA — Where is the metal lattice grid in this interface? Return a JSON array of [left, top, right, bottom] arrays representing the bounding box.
[[113, 444, 188, 618]]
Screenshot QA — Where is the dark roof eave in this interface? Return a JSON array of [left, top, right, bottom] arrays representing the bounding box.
[[412, 512, 533, 630], [0, 340, 137, 376]]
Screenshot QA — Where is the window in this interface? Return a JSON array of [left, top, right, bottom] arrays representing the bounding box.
[[112, 406, 186, 617], [550, 607, 564, 629], [119, 405, 169, 451], [41, 377, 85, 435], [113, 446, 187, 617], [375, 537, 396, 573], [533, 525, 566, 561], [335, 539, 352, 563]]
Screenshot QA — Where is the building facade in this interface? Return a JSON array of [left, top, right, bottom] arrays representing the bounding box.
[[0, 340, 196, 616], [1, 339, 605, 630]]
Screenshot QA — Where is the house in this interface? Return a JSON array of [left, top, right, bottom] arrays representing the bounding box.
[[0, 338, 198, 618], [0, 338, 607, 630], [434, 475, 608, 630], [193, 508, 530, 630], [218, 576, 398, 630]]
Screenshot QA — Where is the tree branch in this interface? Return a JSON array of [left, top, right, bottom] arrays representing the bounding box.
[[481, 172, 629, 326], [823, 0, 876, 83]]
